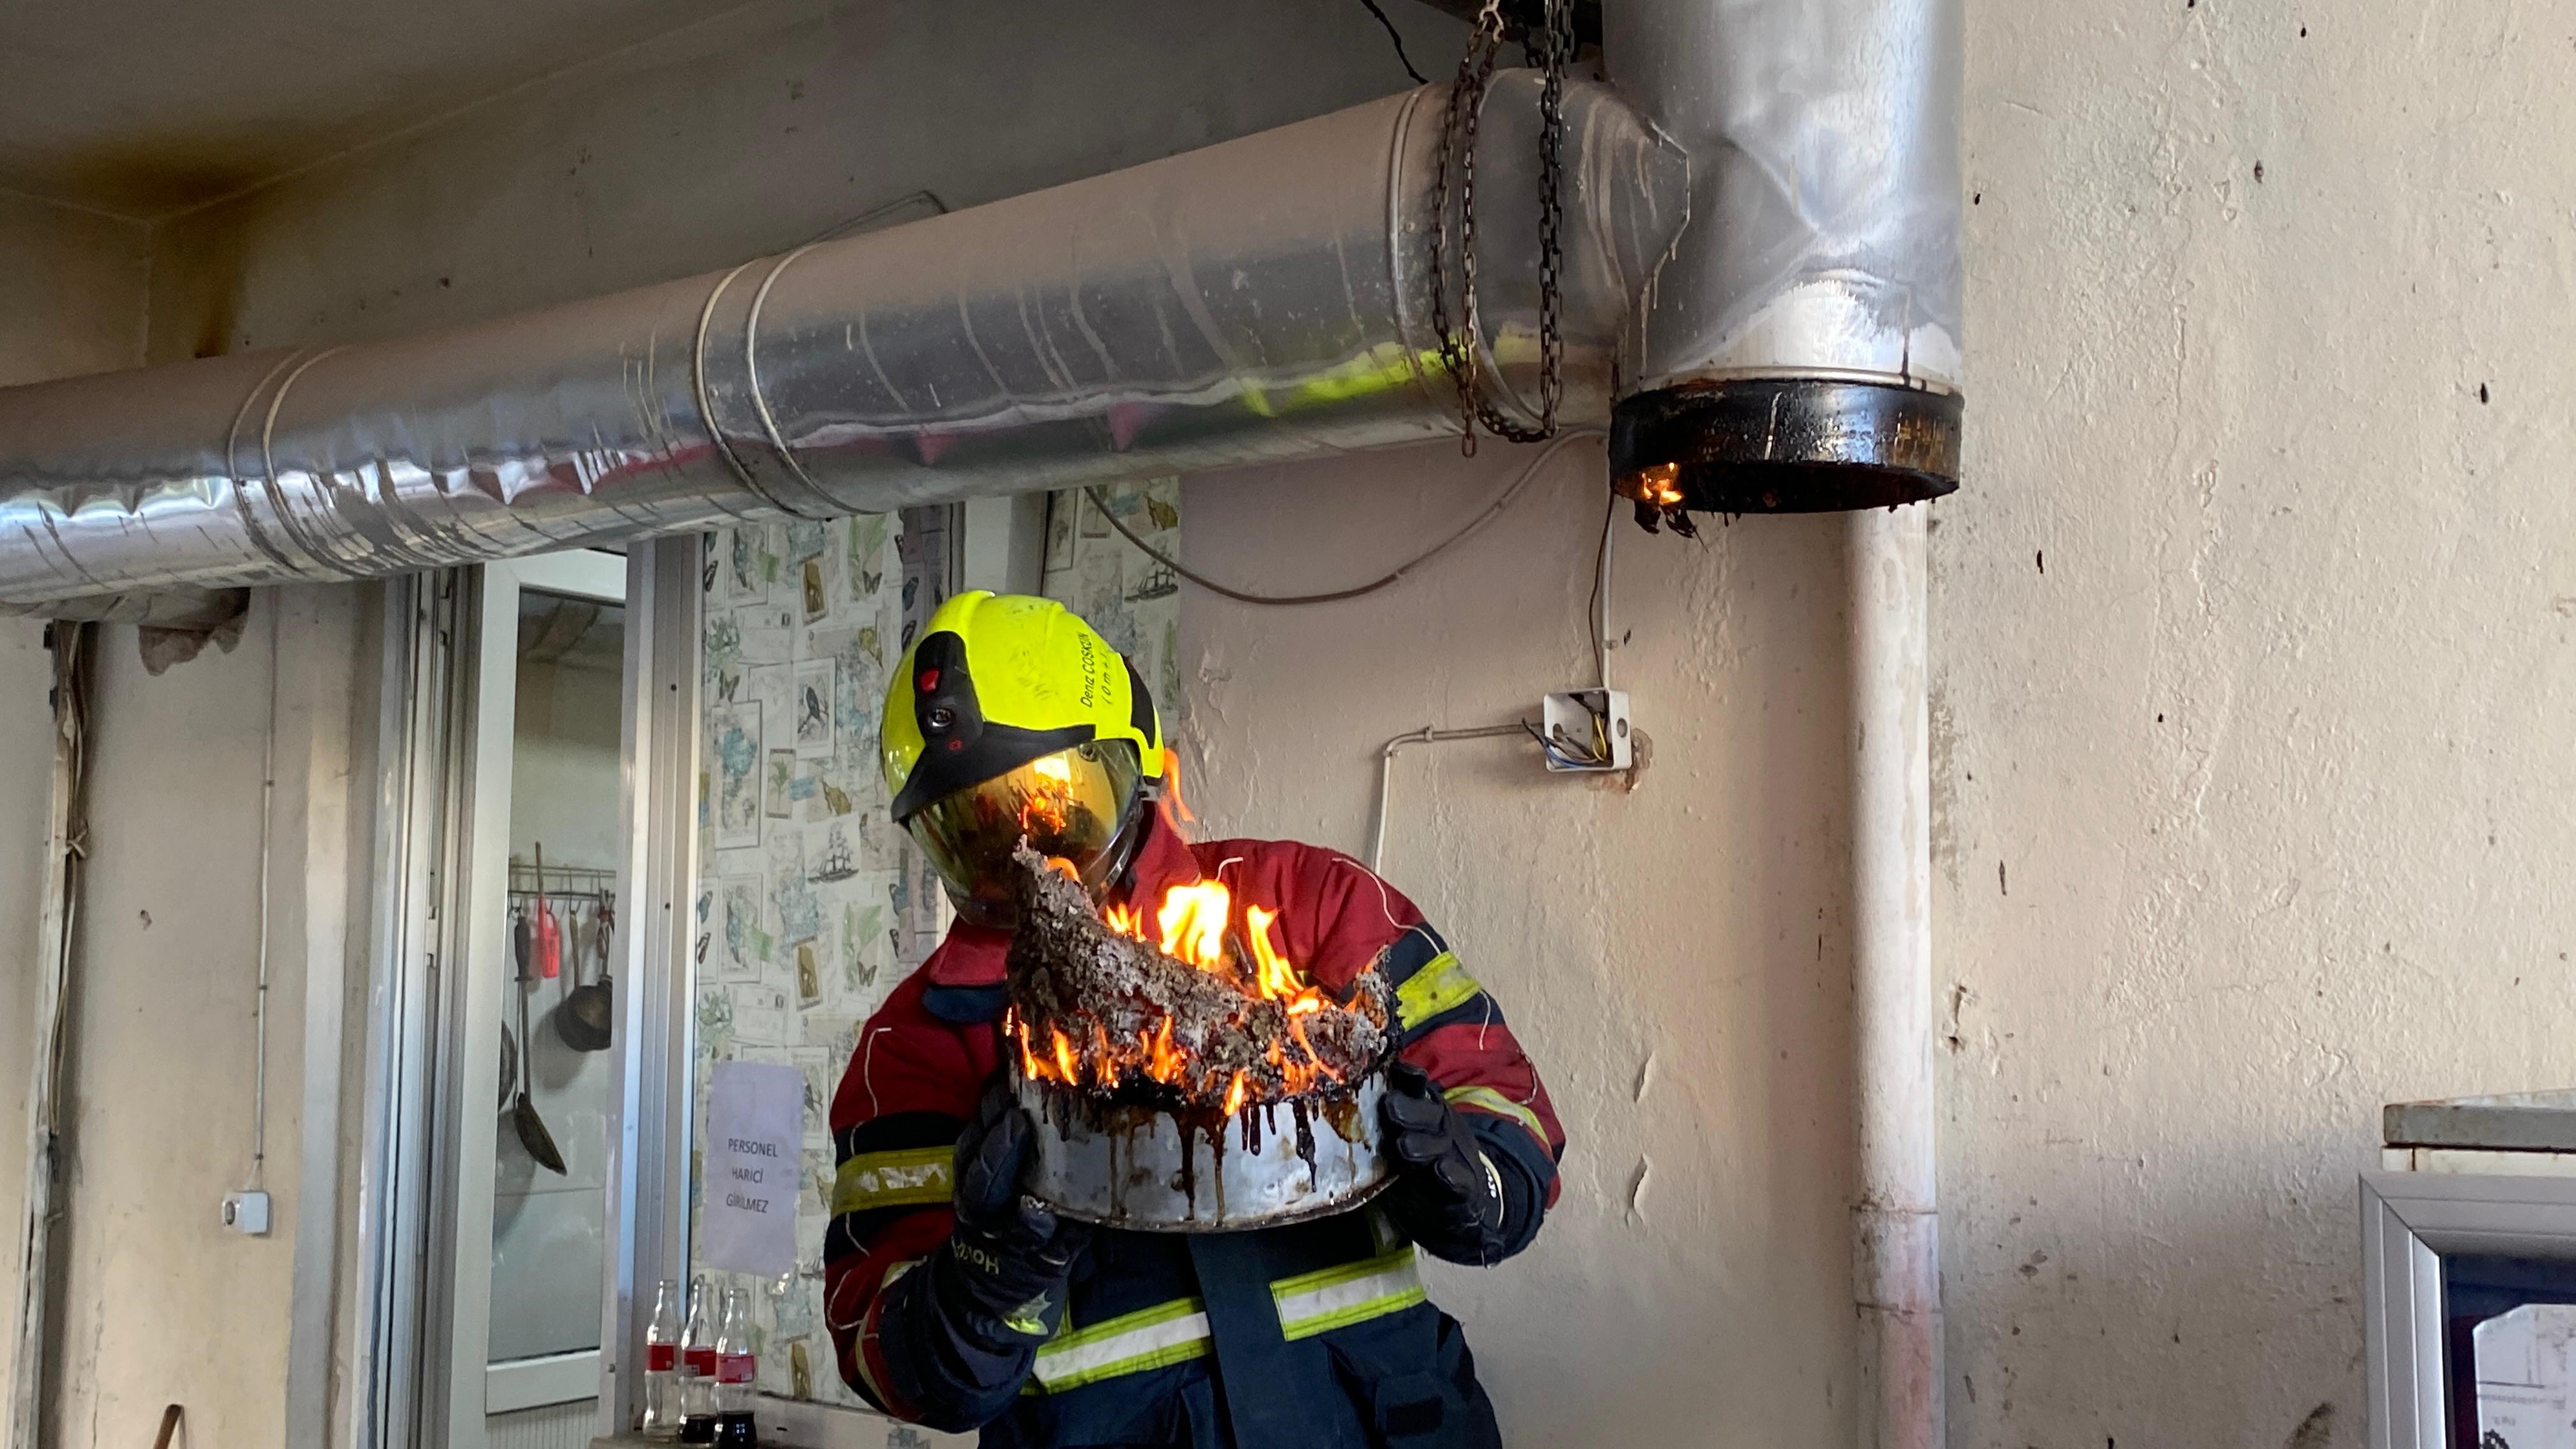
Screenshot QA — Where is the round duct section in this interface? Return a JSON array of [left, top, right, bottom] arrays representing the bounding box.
[[1602, 0, 1966, 516], [1609, 379, 1961, 517]]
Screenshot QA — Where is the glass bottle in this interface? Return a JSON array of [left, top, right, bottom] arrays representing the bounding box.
[[679, 1274, 719, 1439], [714, 1283, 756, 1414], [641, 1278, 682, 1436]]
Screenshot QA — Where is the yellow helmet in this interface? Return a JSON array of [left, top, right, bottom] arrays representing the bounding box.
[[880, 592, 1165, 924]]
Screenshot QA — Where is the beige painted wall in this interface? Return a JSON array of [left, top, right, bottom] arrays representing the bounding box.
[[1937, 1, 2576, 1444], [1179, 443, 1860, 1445], [0, 191, 147, 388]]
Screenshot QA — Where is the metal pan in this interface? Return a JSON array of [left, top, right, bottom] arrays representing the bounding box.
[[1016, 1067, 1390, 1232]]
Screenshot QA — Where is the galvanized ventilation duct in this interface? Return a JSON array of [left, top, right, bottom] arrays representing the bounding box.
[[0, 77, 1683, 622], [1602, 0, 1965, 515]]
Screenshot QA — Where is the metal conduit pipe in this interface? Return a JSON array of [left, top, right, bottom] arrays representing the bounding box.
[[1601, 0, 1965, 516], [1848, 503, 1942, 1449], [0, 77, 1683, 617]]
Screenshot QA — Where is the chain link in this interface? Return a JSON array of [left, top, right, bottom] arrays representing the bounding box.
[[1426, 0, 1572, 456]]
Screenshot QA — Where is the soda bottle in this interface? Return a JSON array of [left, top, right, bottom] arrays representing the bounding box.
[[641, 1278, 682, 1436], [715, 1283, 756, 1413], [678, 1275, 719, 1442]]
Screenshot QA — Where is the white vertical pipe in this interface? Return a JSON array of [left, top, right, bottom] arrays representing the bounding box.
[[1848, 503, 1942, 1449]]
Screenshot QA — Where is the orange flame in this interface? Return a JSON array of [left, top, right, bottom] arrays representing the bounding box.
[[1156, 747, 1197, 838], [1156, 882, 1232, 968], [1016, 876, 1351, 1106], [1142, 1018, 1186, 1085]]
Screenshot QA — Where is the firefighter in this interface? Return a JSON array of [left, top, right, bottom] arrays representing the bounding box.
[[826, 592, 1563, 1449]]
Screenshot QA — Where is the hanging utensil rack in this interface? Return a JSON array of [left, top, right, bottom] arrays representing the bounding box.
[[507, 857, 618, 905]]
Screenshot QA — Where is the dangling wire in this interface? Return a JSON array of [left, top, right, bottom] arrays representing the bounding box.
[[1356, 0, 1429, 84], [1080, 431, 1599, 608]]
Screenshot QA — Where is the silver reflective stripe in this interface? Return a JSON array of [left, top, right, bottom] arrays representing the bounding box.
[[1029, 1298, 1213, 1393], [832, 1146, 953, 1215], [1270, 1247, 1426, 1342]]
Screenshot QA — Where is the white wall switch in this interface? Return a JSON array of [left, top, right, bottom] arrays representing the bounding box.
[[222, 1190, 271, 1236]]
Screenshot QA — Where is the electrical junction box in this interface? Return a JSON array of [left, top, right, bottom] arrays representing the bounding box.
[[1538, 689, 1632, 773], [222, 1190, 271, 1236]]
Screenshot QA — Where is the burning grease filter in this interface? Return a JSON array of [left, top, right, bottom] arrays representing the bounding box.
[[1004, 846, 1393, 1230]]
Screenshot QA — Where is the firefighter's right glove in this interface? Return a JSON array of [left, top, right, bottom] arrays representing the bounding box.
[[923, 1080, 1092, 1349], [1381, 1061, 1509, 1265]]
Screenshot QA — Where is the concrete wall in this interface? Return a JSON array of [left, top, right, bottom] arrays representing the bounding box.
[[1936, 3, 2576, 1445]]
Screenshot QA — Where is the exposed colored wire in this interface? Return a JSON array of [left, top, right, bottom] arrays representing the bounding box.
[[1358, 0, 1430, 84], [1082, 429, 1601, 608], [1590, 487, 1616, 689]]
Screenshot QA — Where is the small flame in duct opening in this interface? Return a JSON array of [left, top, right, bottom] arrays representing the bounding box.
[[1011, 875, 1351, 1100], [1616, 461, 1685, 508]]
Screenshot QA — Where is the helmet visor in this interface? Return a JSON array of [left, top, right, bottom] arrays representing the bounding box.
[[904, 740, 1143, 926]]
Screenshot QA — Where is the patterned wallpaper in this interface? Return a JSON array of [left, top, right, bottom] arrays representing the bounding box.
[[689, 480, 1181, 1414]]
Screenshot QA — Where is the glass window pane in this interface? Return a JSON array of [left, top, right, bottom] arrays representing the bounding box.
[[489, 588, 625, 1363]]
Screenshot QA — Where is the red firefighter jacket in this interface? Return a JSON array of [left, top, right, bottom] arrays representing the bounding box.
[[824, 819, 1563, 1448]]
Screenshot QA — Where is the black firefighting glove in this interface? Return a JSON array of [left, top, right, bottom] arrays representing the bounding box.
[[873, 1082, 1093, 1430], [924, 1080, 1092, 1349], [1380, 1061, 1510, 1265]]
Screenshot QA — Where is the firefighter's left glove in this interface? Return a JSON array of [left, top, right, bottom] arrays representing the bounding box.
[[1381, 1061, 1508, 1264], [926, 1080, 1092, 1349]]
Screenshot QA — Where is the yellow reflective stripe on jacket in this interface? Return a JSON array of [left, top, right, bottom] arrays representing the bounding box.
[[1269, 1246, 1426, 1342], [1442, 1084, 1545, 1144], [831, 1146, 952, 1216], [1029, 1298, 1213, 1393], [1025, 1248, 1427, 1393], [1393, 951, 1480, 1031]]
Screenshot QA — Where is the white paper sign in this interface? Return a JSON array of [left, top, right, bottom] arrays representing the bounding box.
[[700, 1061, 804, 1276]]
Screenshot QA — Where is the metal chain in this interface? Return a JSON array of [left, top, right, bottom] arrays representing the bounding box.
[[1426, 0, 1571, 456]]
